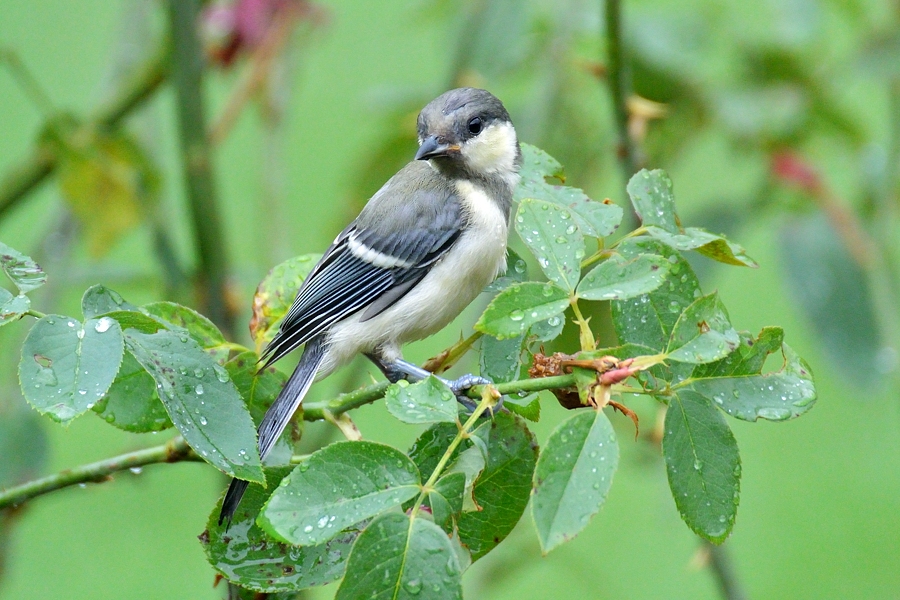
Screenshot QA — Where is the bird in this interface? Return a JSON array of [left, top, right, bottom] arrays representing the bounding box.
[[218, 87, 521, 526]]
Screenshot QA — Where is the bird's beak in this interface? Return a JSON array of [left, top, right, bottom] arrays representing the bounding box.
[[415, 136, 459, 160]]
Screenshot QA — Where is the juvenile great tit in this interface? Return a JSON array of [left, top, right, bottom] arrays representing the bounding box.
[[219, 87, 521, 525]]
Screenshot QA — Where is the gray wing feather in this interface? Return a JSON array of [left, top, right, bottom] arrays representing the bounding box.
[[261, 164, 465, 368]]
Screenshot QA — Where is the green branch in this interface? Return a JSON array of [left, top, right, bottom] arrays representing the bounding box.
[[302, 374, 581, 422], [167, 0, 235, 338], [0, 48, 166, 218], [0, 371, 610, 511], [604, 0, 639, 190], [302, 381, 393, 421], [0, 436, 197, 511]]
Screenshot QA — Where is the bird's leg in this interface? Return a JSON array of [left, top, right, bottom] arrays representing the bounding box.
[[365, 354, 494, 411]]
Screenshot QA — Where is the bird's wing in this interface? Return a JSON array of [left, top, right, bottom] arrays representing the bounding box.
[[260, 178, 464, 367]]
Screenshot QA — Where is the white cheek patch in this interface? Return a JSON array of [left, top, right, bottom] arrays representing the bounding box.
[[462, 122, 518, 176], [347, 234, 414, 269]]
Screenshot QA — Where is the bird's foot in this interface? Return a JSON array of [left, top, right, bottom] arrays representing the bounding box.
[[365, 355, 504, 413], [440, 373, 504, 414]]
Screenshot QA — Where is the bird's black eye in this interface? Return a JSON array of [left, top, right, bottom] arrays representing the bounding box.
[[467, 116, 483, 135]]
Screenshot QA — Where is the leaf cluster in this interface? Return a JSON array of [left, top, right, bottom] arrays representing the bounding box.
[[4, 144, 816, 599]]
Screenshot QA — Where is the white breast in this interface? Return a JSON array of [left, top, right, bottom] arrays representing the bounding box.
[[318, 180, 509, 376]]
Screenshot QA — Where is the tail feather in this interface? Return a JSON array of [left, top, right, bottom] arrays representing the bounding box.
[[218, 336, 326, 527]]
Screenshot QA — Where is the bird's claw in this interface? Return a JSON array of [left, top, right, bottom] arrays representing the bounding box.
[[440, 374, 506, 414], [446, 373, 492, 396]]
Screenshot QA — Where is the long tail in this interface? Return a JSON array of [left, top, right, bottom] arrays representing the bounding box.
[[218, 336, 326, 526]]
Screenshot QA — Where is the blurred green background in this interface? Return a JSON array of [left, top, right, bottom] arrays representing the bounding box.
[[1, 0, 899, 598]]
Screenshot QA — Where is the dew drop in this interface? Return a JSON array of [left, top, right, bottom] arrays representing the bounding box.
[[94, 317, 113, 333], [213, 364, 230, 383]]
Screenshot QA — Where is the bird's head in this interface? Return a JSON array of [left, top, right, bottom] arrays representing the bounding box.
[[415, 88, 521, 187]]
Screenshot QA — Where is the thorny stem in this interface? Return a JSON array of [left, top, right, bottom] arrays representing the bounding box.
[[422, 331, 483, 374], [0, 369, 647, 510], [604, 0, 639, 192], [0, 436, 197, 511], [167, 0, 235, 338], [302, 381, 392, 421]]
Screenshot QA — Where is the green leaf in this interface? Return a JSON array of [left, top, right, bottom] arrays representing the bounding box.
[[434, 471, 466, 515], [687, 344, 816, 422], [527, 314, 565, 342], [515, 144, 623, 239], [335, 512, 462, 600], [260, 441, 420, 546], [142, 301, 226, 350], [81, 285, 137, 319], [445, 444, 487, 513], [92, 351, 172, 432], [425, 490, 454, 531], [645, 226, 758, 268], [666, 293, 740, 364], [515, 198, 585, 291], [123, 328, 263, 483], [663, 390, 740, 543], [476, 282, 569, 339], [0, 289, 30, 327], [691, 327, 785, 379], [576, 253, 671, 301], [228, 587, 304, 600], [103, 310, 167, 334], [250, 254, 320, 347], [19, 315, 125, 424], [225, 351, 286, 418], [532, 410, 618, 553], [458, 413, 537, 559], [0, 241, 46, 293], [403, 423, 472, 521], [384, 377, 458, 424], [429, 471, 467, 528], [480, 334, 523, 383], [407, 423, 461, 482], [611, 238, 701, 381], [627, 169, 679, 232], [203, 466, 356, 593], [225, 352, 291, 464], [503, 393, 541, 422], [484, 247, 529, 293]]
